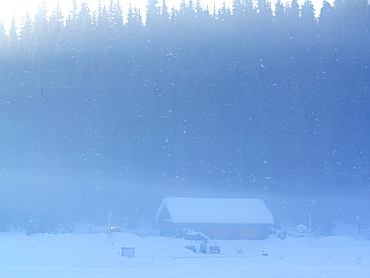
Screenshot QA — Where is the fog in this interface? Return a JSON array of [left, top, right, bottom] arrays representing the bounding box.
[[0, 0, 369, 236]]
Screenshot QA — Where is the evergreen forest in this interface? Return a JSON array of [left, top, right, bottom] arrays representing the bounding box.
[[0, 0, 369, 234]]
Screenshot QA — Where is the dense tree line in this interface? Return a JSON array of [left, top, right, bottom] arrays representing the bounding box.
[[0, 0, 369, 234]]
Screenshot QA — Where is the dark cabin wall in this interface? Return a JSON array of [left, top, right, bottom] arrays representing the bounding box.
[[160, 222, 272, 240]]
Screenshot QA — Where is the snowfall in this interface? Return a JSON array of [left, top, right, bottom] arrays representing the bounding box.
[[1, 223, 370, 278]]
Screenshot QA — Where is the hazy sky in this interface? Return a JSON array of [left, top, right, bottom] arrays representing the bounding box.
[[0, 0, 333, 29]]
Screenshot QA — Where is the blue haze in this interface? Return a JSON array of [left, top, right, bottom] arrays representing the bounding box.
[[0, 0, 369, 235]]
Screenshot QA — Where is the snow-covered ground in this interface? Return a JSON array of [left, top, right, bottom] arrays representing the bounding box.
[[1, 223, 370, 278]]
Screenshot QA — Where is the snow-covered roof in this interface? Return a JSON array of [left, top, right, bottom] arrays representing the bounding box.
[[155, 197, 274, 224]]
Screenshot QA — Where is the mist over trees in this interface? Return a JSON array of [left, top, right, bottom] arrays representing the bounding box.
[[0, 0, 369, 234]]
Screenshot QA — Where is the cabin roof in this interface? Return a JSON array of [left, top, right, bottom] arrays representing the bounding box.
[[155, 197, 274, 224]]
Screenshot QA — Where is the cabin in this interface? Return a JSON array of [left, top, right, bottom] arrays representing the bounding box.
[[155, 197, 274, 240]]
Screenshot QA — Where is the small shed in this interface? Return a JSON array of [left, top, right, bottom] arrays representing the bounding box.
[[155, 197, 274, 240]]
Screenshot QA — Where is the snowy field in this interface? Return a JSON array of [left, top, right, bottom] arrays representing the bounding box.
[[1, 224, 370, 278]]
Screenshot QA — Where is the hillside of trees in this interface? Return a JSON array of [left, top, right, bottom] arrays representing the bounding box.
[[0, 0, 369, 234]]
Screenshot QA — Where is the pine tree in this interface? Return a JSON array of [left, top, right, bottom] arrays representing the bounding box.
[[0, 22, 8, 79], [8, 16, 19, 77], [33, 2, 51, 82], [109, 0, 124, 35], [49, 2, 64, 49], [19, 12, 34, 57], [146, 0, 160, 31]]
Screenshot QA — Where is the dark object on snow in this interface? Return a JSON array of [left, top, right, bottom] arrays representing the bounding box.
[[277, 230, 287, 240], [185, 245, 196, 252], [199, 243, 207, 254], [262, 250, 268, 256], [209, 246, 220, 253], [121, 247, 135, 258]]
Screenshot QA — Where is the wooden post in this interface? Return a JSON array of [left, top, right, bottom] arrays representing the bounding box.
[[309, 213, 312, 245], [108, 211, 112, 240]]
